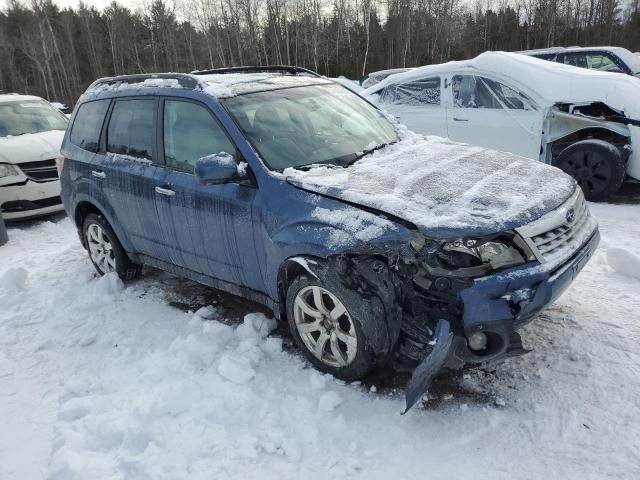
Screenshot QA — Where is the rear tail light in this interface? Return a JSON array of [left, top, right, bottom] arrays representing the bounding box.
[[55, 155, 64, 175]]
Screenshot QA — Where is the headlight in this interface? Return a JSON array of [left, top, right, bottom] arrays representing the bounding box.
[[0, 164, 19, 179], [441, 237, 528, 272]]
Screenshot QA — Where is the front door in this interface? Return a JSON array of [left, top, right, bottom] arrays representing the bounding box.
[[444, 74, 543, 160], [154, 98, 264, 292], [375, 76, 448, 137]]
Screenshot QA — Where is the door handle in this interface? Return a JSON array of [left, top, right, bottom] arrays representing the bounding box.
[[92, 170, 106, 179], [155, 186, 175, 197], [453, 118, 469, 122]]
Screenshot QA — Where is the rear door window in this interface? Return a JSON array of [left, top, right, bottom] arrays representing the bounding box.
[[163, 100, 236, 173], [106, 99, 156, 160], [381, 77, 441, 106], [69, 100, 109, 152]]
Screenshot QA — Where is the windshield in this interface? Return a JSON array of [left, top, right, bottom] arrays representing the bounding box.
[[0, 100, 68, 137], [223, 84, 397, 170]]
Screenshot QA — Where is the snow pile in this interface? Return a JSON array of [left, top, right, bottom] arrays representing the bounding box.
[[0, 267, 28, 291], [2, 209, 640, 479], [606, 247, 640, 280], [284, 129, 576, 238]]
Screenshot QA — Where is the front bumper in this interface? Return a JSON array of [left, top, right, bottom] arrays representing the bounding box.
[[0, 179, 63, 220], [457, 228, 600, 361]]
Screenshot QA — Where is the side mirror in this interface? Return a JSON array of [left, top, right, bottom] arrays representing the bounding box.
[[194, 152, 239, 185]]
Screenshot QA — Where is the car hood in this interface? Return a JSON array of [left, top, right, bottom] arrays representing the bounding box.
[[0, 130, 65, 164], [284, 132, 576, 239]]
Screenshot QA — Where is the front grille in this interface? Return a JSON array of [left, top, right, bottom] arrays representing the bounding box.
[[18, 159, 58, 182], [517, 189, 597, 265], [530, 193, 590, 260]]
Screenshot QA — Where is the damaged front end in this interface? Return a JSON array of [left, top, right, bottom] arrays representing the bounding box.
[[544, 101, 640, 182], [318, 228, 550, 412]]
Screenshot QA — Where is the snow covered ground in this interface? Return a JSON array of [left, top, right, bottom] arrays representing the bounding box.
[[1, 198, 639, 480]]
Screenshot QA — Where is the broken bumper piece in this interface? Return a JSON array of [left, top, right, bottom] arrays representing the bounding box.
[[404, 319, 453, 413]]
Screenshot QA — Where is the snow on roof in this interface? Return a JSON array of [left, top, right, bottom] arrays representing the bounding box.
[[363, 51, 640, 118], [196, 73, 332, 98], [283, 127, 577, 239], [84, 72, 332, 100], [0, 94, 43, 104]]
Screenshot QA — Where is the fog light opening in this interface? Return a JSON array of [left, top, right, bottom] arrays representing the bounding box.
[[468, 332, 488, 351]]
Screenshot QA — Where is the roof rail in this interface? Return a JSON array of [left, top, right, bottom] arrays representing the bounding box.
[[191, 65, 321, 77], [88, 73, 199, 91]]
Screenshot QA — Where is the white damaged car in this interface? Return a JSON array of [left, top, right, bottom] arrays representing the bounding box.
[[0, 94, 68, 220], [363, 51, 640, 200]]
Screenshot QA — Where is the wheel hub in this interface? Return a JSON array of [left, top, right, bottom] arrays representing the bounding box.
[[86, 223, 116, 274], [293, 285, 358, 368]]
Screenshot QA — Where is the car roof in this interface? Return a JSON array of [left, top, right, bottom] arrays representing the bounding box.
[[521, 46, 628, 56], [197, 72, 333, 97], [83, 70, 334, 101], [361, 51, 640, 118], [0, 94, 44, 104]]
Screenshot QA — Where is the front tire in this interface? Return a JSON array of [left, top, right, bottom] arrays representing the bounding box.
[[554, 140, 625, 201], [286, 274, 377, 381], [82, 213, 141, 281]]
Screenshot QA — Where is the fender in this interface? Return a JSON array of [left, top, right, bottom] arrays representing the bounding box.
[[71, 187, 133, 253]]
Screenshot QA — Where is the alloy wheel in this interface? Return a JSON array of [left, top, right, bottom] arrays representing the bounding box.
[[561, 150, 611, 196], [86, 223, 116, 274], [293, 285, 358, 368]]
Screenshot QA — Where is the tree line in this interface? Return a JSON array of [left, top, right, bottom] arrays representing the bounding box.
[[1, 0, 639, 107]]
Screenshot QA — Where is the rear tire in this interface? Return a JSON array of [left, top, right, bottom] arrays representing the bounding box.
[[553, 140, 625, 201], [82, 213, 142, 281]]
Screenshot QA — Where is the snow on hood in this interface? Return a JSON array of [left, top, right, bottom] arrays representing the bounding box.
[[283, 130, 576, 239], [0, 129, 65, 164], [364, 51, 640, 119]]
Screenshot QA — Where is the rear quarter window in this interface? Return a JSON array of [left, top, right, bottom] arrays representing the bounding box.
[[106, 99, 156, 160], [69, 100, 110, 152], [380, 77, 441, 106]]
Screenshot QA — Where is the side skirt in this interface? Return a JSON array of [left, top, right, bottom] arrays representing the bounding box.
[[130, 252, 280, 316]]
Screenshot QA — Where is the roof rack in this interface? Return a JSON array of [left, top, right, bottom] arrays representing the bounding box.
[[88, 73, 199, 90], [191, 65, 321, 77]]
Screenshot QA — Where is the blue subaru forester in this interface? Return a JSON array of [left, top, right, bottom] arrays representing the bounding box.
[[59, 67, 600, 411]]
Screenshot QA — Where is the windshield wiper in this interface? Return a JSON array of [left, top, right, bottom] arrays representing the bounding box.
[[344, 142, 394, 167], [290, 142, 394, 171]]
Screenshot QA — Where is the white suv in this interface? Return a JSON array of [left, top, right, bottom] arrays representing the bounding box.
[[0, 94, 68, 220]]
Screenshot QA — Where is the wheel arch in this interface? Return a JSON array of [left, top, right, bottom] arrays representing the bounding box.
[[276, 255, 325, 320], [550, 127, 630, 162], [72, 197, 132, 253]]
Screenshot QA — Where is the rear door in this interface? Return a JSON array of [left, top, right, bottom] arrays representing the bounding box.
[[154, 97, 264, 292], [95, 97, 167, 259], [444, 74, 542, 159], [375, 76, 447, 137]]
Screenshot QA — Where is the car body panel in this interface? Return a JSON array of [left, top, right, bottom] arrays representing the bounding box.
[[520, 46, 640, 77], [363, 52, 640, 180], [60, 72, 601, 410], [0, 100, 66, 220]]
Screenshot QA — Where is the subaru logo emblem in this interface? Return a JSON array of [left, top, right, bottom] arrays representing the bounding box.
[[565, 208, 577, 224]]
